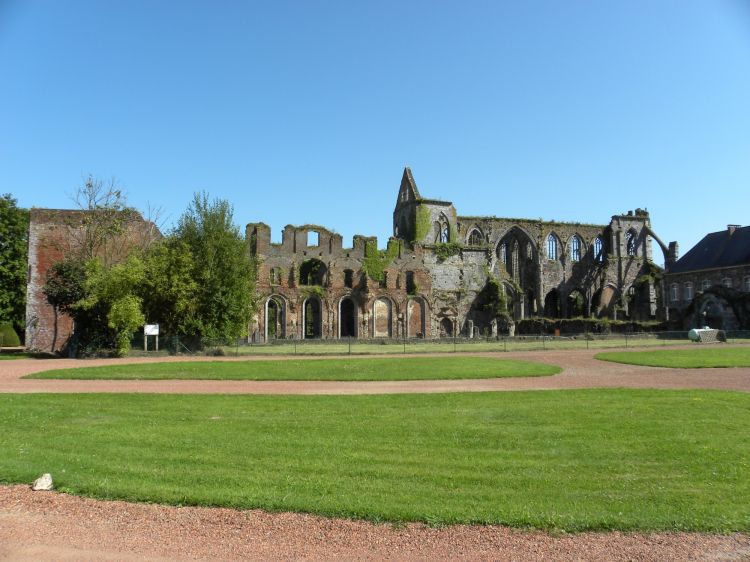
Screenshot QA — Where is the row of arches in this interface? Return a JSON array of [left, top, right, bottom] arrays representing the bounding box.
[[465, 225, 640, 263], [264, 295, 428, 340]]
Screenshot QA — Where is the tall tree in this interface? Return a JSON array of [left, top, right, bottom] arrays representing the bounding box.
[[174, 192, 257, 341], [0, 194, 29, 334]]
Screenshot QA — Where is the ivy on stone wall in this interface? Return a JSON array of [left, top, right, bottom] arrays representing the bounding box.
[[433, 242, 462, 261], [299, 285, 326, 300], [362, 238, 400, 282], [412, 205, 432, 244]]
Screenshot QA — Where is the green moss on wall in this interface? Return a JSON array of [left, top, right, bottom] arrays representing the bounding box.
[[362, 239, 401, 282], [413, 205, 432, 244]]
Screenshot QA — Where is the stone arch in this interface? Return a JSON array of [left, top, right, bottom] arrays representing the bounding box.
[[265, 295, 286, 341], [544, 288, 561, 318], [496, 226, 537, 277], [338, 296, 357, 338], [302, 297, 322, 339], [568, 234, 584, 263], [600, 284, 619, 317], [407, 297, 426, 338], [439, 317, 454, 338], [593, 236, 605, 263], [467, 227, 483, 246], [299, 258, 327, 286], [434, 213, 451, 243], [566, 288, 586, 318], [626, 228, 638, 257], [546, 232, 561, 261], [373, 297, 392, 338]]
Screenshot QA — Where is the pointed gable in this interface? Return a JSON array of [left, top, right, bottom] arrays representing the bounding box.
[[396, 167, 421, 206]]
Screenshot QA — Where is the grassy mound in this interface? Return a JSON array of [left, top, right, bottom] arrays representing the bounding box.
[[26, 356, 561, 381], [595, 347, 750, 368]]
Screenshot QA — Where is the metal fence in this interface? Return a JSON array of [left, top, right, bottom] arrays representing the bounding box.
[[127, 330, 750, 357]]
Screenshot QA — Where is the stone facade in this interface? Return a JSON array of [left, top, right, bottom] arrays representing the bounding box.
[[25, 209, 160, 353], [249, 168, 670, 341]]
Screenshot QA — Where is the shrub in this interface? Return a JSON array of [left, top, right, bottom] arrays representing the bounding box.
[[0, 322, 21, 347]]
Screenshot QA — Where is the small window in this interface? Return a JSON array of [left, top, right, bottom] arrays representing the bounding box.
[[670, 283, 679, 302], [468, 229, 483, 246], [684, 282, 693, 301], [570, 236, 581, 262], [526, 242, 533, 261], [626, 231, 637, 256], [307, 231, 319, 247], [498, 242, 507, 264], [405, 271, 416, 294], [701, 279, 711, 291], [440, 222, 450, 243], [512, 242, 519, 279], [744, 276, 750, 292], [593, 237, 604, 263], [722, 277, 732, 288], [380, 271, 388, 288], [344, 269, 353, 289], [547, 234, 558, 260]]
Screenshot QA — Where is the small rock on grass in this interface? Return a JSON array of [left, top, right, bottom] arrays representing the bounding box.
[[32, 473, 53, 491]]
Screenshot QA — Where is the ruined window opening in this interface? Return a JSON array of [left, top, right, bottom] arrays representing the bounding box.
[[684, 282, 693, 301], [340, 297, 356, 338], [406, 271, 416, 294], [594, 237, 604, 263], [438, 222, 450, 243], [303, 298, 322, 339], [547, 235, 558, 260], [499, 242, 507, 264], [468, 229, 483, 246], [526, 242, 533, 261], [512, 242, 519, 279], [344, 269, 353, 288], [266, 298, 284, 340], [570, 236, 581, 262], [380, 271, 388, 288], [670, 283, 679, 302], [299, 259, 326, 286], [626, 231, 637, 256], [307, 231, 319, 247]]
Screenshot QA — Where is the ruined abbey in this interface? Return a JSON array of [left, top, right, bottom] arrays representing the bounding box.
[[248, 168, 675, 341]]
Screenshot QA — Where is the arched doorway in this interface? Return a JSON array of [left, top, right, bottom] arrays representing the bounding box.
[[265, 297, 285, 341], [544, 289, 561, 318], [440, 317, 454, 337], [566, 289, 586, 318], [339, 297, 357, 338], [407, 298, 425, 338], [303, 298, 322, 339], [373, 297, 392, 337]]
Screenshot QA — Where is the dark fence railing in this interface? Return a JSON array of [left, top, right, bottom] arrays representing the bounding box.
[[127, 330, 750, 357]]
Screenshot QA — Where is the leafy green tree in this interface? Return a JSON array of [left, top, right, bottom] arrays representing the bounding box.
[[174, 192, 257, 341], [0, 194, 29, 334], [139, 238, 198, 336]]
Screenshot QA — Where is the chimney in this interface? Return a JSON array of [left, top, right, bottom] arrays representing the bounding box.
[[728, 225, 741, 236]]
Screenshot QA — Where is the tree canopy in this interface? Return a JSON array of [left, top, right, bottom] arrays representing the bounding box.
[[0, 194, 29, 334]]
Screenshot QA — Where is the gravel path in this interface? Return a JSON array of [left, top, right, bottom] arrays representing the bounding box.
[[1, 347, 749, 560], [1, 346, 749, 394], [1, 485, 749, 561]]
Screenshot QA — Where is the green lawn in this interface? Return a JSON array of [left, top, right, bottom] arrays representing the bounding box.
[[26, 356, 561, 381], [0, 352, 46, 360], [596, 347, 750, 368], [1, 390, 748, 532]]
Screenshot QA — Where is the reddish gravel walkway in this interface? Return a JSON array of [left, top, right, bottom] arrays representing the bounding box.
[[1, 346, 749, 394], [2, 347, 749, 560], [1, 485, 749, 562]]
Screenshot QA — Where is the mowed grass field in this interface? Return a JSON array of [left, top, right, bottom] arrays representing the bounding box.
[[25, 356, 561, 381], [596, 347, 750, 368], [1, 389, 749, 532]]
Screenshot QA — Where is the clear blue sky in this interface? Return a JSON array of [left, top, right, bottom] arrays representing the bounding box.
[[1, 0, 749, 263]]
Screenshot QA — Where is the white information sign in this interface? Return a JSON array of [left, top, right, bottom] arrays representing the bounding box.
[[144, 324, 160, 336]]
